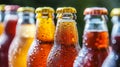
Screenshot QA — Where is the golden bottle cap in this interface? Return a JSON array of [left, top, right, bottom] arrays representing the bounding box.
[[17, 7, 35, 12], [110, 8, 120, 17], [56, 7, 77, 13], [35, 7, 54, 13], [0, 4, 5, 11], [84, 7, 108, 15]]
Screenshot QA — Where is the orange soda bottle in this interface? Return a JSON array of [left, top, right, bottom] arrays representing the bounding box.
[[74, 7, 109, 67], [27, 7, 55, 67], [8, 7, 35, 67], [47, 7, 80, 67], [0, 5, 5, 35], [0, 5, 19, 67], [102, 8, 120, 67]]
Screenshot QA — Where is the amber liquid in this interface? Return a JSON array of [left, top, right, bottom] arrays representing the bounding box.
[[74, 31, 108, 67], [27, 18, 55, 67], [47, 21, 80, 67], [0, 20, 17, 67], [9, 24, 35, 67], [0, 22, 4, 35]]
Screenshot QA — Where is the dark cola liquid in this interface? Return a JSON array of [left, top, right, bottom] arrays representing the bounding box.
[[0, 20, 17, 67], [74, 31, 109, 67], [112, 36, 120, 53], [102, 36, 120, 67]]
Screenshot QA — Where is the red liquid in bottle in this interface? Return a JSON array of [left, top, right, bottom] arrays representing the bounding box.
[[0, 20, 17, 67], [83, 31, 108, 49], [74, 31, 108, 67]]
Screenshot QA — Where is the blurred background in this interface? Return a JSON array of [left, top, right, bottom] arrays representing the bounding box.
[[0, 0, 119, 45]]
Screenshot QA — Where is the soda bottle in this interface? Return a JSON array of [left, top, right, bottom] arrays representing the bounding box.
[[74, 7, 109, 67], [8, 7, 35, 67], [102, 8, 120, 67], [0, 5, 5, 35], [47, 7, 80, 67], [27, 7, 55, 67], [0, 5, 19, 67]]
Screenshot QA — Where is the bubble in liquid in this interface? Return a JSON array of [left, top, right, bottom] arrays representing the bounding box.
[[112, 39, 116, 44], [95, 43, 98, 46], [30, 58, 34, 62], [40, 48, 43, 50], [54, 53, 58, 57], [96, 38, 99, 41], [115, 55, 119, 60], [99, 40, 103, 43]]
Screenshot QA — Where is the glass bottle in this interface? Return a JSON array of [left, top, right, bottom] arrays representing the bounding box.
[[47, 7, 80, 67], [8, 7, 35, 67], [0, 4, 5, 35], [102, 8, 120, 67], [74, 7, 109, 67], [0, 5, 19, 67], [27, 7, 55, 67]]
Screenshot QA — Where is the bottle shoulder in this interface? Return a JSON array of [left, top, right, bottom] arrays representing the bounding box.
[[0, 33, 14, 49], [102, 51, 120, 67], [74, 47, 108, 67]]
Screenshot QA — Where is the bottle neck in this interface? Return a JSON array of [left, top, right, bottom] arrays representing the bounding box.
[[3, 11, 18, 36], [55, 13, 79, 45], [84, 15, 108, 32], [36, 13, 54, 19], [5, 11, 17, 16], [4, 11, 18, 22], [111, 16, 120, 36], [83, 15, 109, 49], [111, 16, 120, 24], [16, 12, 35, 38], [35, 13, 55, 42], [18, 12, 35, 24], [0, 11, 4, 22], [111, 16, 120, 53], [57, 13, 76, 20]]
